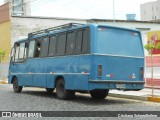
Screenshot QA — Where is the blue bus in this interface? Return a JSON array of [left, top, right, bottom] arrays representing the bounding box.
[[8, 23, 145, 100]]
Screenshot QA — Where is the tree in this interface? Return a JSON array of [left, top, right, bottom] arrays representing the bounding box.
[[144, 42, 160, 97]]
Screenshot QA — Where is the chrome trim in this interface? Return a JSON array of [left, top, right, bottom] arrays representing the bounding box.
[[89, 80, 145, 84], [92, 53, 144, 59]]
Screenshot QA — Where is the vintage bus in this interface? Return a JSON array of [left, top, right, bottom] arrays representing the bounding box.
[[8, 23, 145, 100]]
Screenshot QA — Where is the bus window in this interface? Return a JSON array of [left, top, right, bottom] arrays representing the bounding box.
[[66, 32, 75, 55], [15, 43, 20, 62], [75, 30, 83, 54], [34, 40, 41, 58], [40, 37, 49, 57], [19, 42, 25, 59], [82, 29, 90, 53], [48, 36, 57, 56], [28, 40, 35, 58], [24, 43, 28, 59], [56, 33, 66, 56]]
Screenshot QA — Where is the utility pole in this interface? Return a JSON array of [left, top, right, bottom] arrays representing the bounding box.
[[113, 0, 115, 22]]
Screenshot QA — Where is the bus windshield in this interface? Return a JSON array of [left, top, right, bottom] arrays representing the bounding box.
[[96, 26, 144, 57]]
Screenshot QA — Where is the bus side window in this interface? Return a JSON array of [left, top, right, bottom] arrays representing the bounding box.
[[15, 43, 20, 62], [40, 37, 49, 57], [56, 33, 67, 56], [19, 42, 25, 60], [34, 40, 41, 58], [28, 40, 35, 58], [66, 31, 75, 55], [48, 36, 57, 56], [82, 28, 90, 53], [24, 42, 28, 59], [75, 30, 83, 54]]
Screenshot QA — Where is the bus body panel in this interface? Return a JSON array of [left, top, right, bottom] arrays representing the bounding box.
[[9, 54, 144, 91]]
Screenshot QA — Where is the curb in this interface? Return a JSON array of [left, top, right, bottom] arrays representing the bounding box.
[[148, 96, 160, 103], [108, 93, 148, 101], [145, 86, 160, 90]]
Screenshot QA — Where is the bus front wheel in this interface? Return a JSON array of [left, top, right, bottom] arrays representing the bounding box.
[[56, 78, 75, 100], [13, 77, 23, 93], [90, 89, 109, 99]]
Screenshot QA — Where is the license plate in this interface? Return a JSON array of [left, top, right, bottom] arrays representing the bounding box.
[[116, 84, 126, 89]]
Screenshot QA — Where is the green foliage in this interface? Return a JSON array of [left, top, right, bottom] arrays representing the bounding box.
[[155, 42, 160, 49], [144, 44, 154, 51], [0, 49, 6, 62], [144, 41, 160, 51]]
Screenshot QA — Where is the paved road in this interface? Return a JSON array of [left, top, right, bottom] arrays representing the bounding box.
[[0, 84, 160, 120]]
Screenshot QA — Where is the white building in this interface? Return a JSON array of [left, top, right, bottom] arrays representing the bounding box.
[[140, 0, 160, 21], [4, 0, 31, 16]]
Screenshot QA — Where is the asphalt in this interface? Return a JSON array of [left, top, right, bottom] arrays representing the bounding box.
[[0, 79, 160, 103]]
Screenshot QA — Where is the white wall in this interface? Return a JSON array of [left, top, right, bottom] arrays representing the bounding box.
[[11, 16, 87, 46]]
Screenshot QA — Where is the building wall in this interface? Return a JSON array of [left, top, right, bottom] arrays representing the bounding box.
[[0, 3, 10, 23], [0, 21, 11, 62], [0, 3, 11, 62], [141, 0, 160, 21], [11, 16, 87, 46]]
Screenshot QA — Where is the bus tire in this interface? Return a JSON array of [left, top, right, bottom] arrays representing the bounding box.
[[46, 88, 54, 93], [90, 89, 109, 99], [56, 78, 75, 100], [13, 77, 23, 93]]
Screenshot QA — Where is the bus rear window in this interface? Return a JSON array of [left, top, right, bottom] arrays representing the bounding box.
[[97, 27, 144, 57]]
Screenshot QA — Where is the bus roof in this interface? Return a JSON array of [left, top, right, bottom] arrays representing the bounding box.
[[15, 23, 141, 43]]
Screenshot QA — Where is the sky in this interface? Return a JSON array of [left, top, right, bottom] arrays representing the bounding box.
[[0, 0, 157, 20]]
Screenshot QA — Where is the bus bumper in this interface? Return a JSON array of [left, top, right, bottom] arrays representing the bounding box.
[[88, 80, 145, 91]]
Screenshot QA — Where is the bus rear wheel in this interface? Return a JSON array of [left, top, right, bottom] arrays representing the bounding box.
[[46, 88, 54, 93], [90, 89, 109, 99], [56, 78, 75, 100], [13, 77, 23, 93]]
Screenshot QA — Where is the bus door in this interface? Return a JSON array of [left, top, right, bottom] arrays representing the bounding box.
[[10, 42, 32, 86]]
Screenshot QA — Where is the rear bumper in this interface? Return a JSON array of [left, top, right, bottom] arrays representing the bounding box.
[[89, 80, 145, 84], [88, 80, 145, 91]]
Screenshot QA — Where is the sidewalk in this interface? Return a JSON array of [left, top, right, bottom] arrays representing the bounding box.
[[109, 88, 160, 103]]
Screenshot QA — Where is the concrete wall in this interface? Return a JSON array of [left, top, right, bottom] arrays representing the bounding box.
[[11, 16, 87, 46]]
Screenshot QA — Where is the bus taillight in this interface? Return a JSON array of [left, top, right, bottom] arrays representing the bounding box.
[[98, 65, 102, 77], [140, 67, 144, 79]]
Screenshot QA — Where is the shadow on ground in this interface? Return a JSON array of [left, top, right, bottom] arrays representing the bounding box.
[[11, 89, 136, 106]]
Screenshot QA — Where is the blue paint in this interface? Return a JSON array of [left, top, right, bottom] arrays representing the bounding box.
[[8, 24, 145, 91]]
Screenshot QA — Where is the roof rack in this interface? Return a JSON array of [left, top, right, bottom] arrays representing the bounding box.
[[28, 23, 85, 38]]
